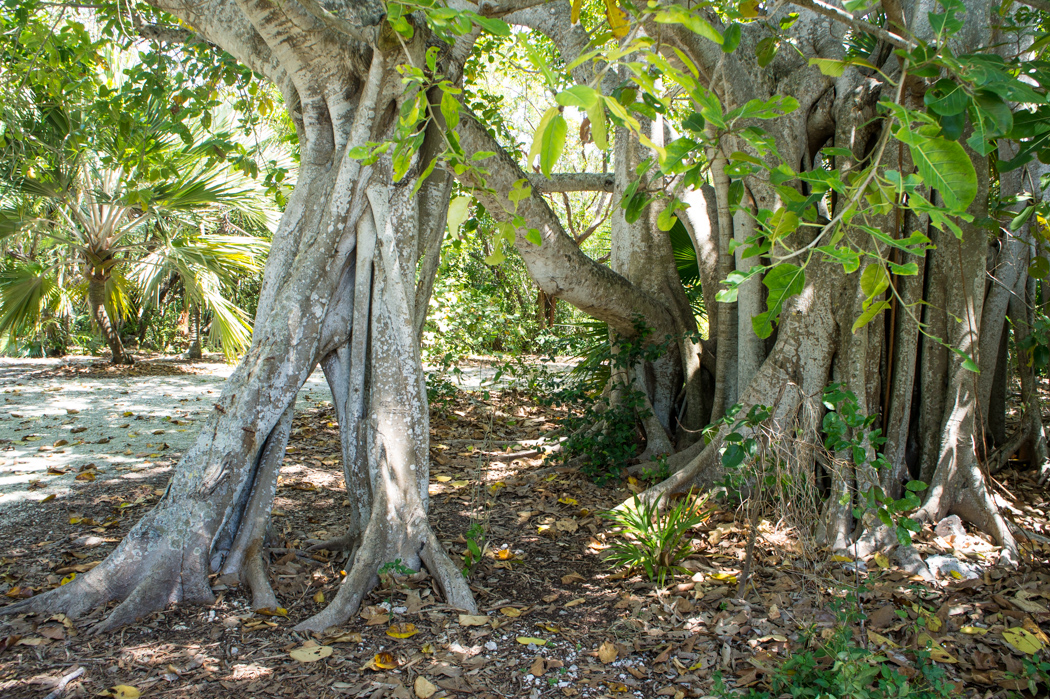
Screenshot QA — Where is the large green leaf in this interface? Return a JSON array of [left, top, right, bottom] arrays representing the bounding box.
[[895, 127, 977, 212], [751, 264, 805, 339], [539, 114, 567, 178]]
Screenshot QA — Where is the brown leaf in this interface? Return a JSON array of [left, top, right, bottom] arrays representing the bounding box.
[[530, 657, 545, 677], [561, 572, 585, 585], [598, 640, 618, 664]]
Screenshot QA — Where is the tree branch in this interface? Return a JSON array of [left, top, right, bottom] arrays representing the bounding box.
[[1015, 0, 1050, 12], [788, 0, 916, 49], [456, 111, 678, 337], [527, 173, 615, 193]]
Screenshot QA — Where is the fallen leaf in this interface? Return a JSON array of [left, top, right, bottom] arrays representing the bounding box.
[[101, 686, 140, 699], [435, 476, 452, 482], [368, 652, 398, 670], [326, 632, 362, 643], [867, 629, 899, 648], [500, 607, 522, 617], [558, 497, 578, 506], [598, 641, 618, 664], [75, 472, 95, 482], [561, 572, 585, 585], [517, 636, 547, 646], [873, 552, 890, 568], [554, 518, 579, 533], [387, 623, 419, 639], [459, 614, 489, 626], [256, 607, 288, 617], [289, 644, 333, 662], [414, 676, 438, 699], [530, 657, 545, 676], [564, 598, 585, 608], [495, 549, 515, 560], [960, 626, 988, 635], [313, 591, 325, 604], [59, 573, 75, 586], [1002, 627, 1044, 655], [40, 494, 55, 503]]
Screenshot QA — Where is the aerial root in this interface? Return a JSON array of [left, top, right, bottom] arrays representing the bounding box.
[[245, 552, 278, 613]]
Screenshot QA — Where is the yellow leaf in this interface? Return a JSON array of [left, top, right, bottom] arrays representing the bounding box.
[[710, 572, 738, 585], [598, 640, 618, 664], [59, 573, 75, 586], [873, 552, 890, 569], [40, 494, 56, 503], [950, 570, 963, 579], [313, 591, 325, 604], [368, 652, 398, 670], [866, 629, 898, 648], [739, 0, 760, 17], [571, 0, 583, 24], [451, 480, 469, 487], [564, 598, 586, 608], [831, 555, 853, 562], [289, 644, 333, 663], [415, 676, 439, 699], [960, 626, 988, 635], [604, 0, 629, 38], [608, 682, 628, 692], [500, 607, 522, 617], [538, 623, 561, 633], [387, 623, 419, 639], [435, 476, 451, 482], [327, 632, 362, 643], [495, 549, 515, 560], [458, 614, 490, 626], [558, 497, 578, 506], [75, 471, 95, 481], [517, 636, 547, 645], [928, 647, 957, 663], [1003, 627, 1045, 655], [102, 686, 141, 699], [257, 607, 288, 617]]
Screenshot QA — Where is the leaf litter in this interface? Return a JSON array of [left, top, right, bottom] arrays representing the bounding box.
[[1, 368, 1050, 698]]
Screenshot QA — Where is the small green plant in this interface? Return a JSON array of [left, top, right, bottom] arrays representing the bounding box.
[[641, 454, 671, 482], [601, 490, 712, 586], [461, 522, 485, 577], [717, 627, 957, 699], [377, 559, 415, 609]]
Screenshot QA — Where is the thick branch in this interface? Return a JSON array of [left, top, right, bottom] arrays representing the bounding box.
[[788, 0, 916, 48], [527, 173, 615, 193], [457, 113, 677, 337]]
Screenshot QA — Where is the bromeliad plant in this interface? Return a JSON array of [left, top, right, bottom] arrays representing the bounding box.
[[602, 490, 712, 586]]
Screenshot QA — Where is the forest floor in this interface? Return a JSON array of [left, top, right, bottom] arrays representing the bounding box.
[[1, 357, 1050, 699]]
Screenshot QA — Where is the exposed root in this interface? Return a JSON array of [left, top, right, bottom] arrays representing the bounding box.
[[307, 532, 358, 552], [1, 522, 215, 633], [244, 553, 278, 613]]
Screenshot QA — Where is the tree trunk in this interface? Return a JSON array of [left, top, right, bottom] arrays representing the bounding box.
[[86, 272, 132, 365], [186, 305, 203, 359], [4, 27, 473, 631]]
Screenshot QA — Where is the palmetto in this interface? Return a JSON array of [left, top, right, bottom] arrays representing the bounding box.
[[0, 98, 274, 361]]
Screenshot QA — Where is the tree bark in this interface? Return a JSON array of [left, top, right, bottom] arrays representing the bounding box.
[[86, 271, 132, 365]]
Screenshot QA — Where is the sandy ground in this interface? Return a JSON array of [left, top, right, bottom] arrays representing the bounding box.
[[0, 357, 335, 521], [0, 355, 570, 521]]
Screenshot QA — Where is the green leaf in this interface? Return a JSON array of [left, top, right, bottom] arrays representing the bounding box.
[[809, 58, 848, 77], [905, 480, 927, 492], [722, 23, 742, 53], [924, 79, 969, 117], [659, 137, 698, 174], [539, 114, 567, 178], [525, 228, 542, 246], [752, 264, 805, 339], [654, 6, 723, 45], [851, 299, 890, 334], [895, 127, 978, 212], [756, 37, 778, 67], [586, 101, 609, 150], [556, 85, 601, 110], [860, 264, 890, 298], [472, 15, 510, 36], [446, 196, 471, 239], [528, 107, 559, 167], [1029, 256, 1049, 280]]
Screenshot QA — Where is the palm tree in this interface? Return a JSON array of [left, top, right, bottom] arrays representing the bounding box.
[[0, 100, 275, 361]]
